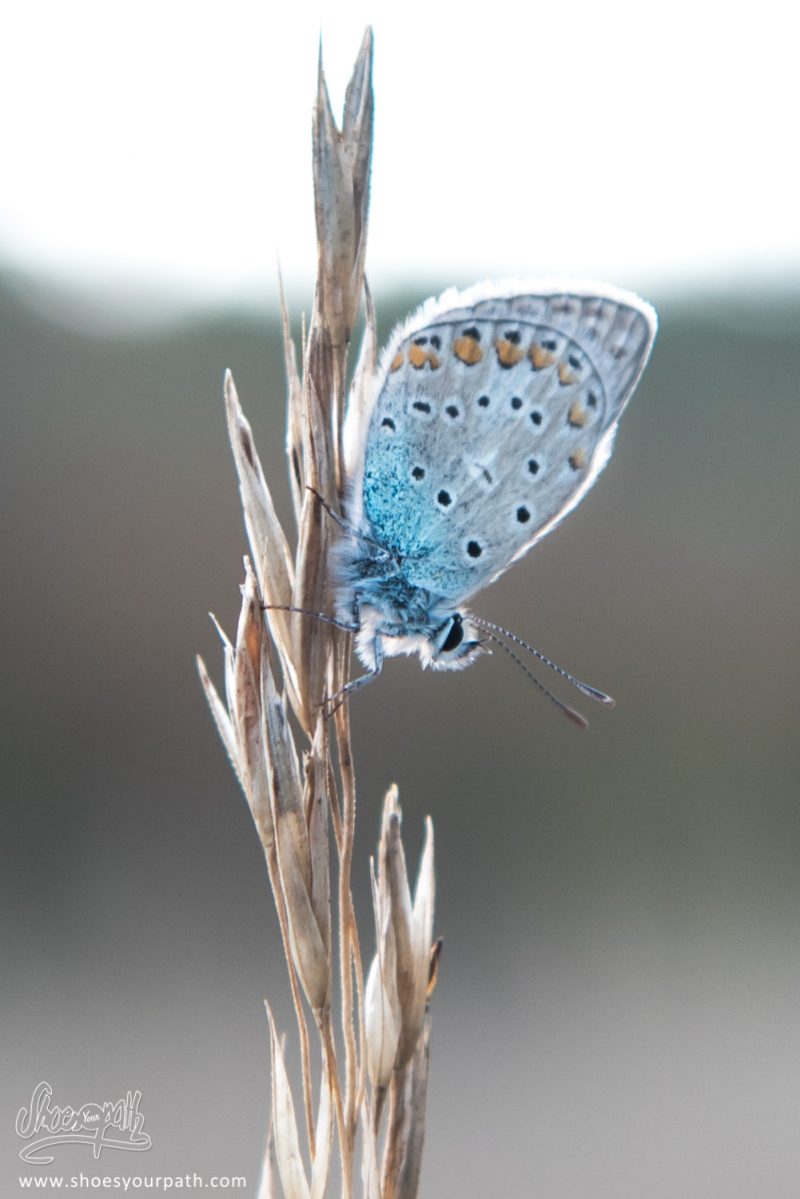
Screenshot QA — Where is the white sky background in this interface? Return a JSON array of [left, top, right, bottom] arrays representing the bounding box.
[[2, 1, 797, 318]]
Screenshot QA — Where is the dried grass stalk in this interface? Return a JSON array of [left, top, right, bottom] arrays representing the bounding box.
[[198, 29, 439, 1197]]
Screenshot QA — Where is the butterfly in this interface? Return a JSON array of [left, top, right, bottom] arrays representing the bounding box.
[[328, 279, 656, 723]]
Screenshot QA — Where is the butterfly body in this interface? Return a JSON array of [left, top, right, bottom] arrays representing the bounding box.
[[334, 279, 657, 694], [334, 539, 483, 675]]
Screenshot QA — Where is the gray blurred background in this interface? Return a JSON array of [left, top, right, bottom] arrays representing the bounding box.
[[3, 4, 800, 1195], [2, 273, 799, 1195]]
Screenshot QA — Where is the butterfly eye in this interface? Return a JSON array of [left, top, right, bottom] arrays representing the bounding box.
[[440, 616, 464, 653]]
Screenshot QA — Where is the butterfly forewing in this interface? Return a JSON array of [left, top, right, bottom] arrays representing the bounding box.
[[359, 284, 656, 604]]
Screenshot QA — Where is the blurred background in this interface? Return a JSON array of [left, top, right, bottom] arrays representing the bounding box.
[[2, 3, 799, 1195]]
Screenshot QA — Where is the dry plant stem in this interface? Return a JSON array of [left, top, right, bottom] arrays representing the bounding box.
[[199, 29, 439, 1199], [333, 702, 358, 1147], [308, 33, 375, 1174]]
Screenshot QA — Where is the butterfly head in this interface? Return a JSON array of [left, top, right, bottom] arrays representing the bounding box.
[[428, 612, 486, 671], [352, 599, 486, 673]]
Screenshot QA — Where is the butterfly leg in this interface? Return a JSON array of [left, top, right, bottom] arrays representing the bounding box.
[[308, 486, 394, 558], [321, 634, 384, 717], [306, 486, 356, 535]]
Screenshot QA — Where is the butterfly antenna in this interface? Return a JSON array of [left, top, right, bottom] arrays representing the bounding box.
[[262, 603, 358, 632], [472, 616, 615, 707], [481, 631, 589, 729]]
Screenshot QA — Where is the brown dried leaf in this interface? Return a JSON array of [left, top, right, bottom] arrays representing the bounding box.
[[278, 271, 305, 524], [305, 719, 332, 982], [359, 1097, 381, 1199], [377, 789, 436, 1071], [196, 654, 243, 794], [343, 279, 377, 484], [257, 1125, 280, 1199], [309, 1048, 333, 1199], [263, 654, 329, 1010], [390, 1017, 432, 1199], [224, 371, 303, 715], [365, 856, 400, 1091], [384, 812, 416, 1067], [291, 359, 339, 724], [234, 563, 274, 846], [312, 29, 373, 347]]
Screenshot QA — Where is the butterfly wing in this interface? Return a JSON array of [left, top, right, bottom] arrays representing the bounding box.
[[348, 280, 656, 604]]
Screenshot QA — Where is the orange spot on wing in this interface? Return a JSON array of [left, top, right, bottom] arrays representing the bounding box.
[[567, 400, 588, 428], [530, 344, 557, 370], [568, 448, 587, 471], [408, 344, 441, 370], [390, 350, 404, 372], [453, 336, 483, 365], [558, 362, 579, 386], [495, 339, 525, 368]]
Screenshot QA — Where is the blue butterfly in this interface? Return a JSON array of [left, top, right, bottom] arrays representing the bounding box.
[[329, 279, 656, 722]]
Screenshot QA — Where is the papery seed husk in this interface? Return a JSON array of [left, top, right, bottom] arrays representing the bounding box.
[[224, 373, 303, 716], [196, 655, 244, 796], [279, 272, 305, 524], [393, 1016, 432, 1199], [305, 721, 332, 978], [309, 1047, 334, 1199], [364, 951, 400, 1090], [266, 1006, 311, 1199], [262, 651, 329, 1008], [384, 813, 421, 1068]]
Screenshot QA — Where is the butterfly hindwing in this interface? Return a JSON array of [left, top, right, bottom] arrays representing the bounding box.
[[357, 281, 656, 604]]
